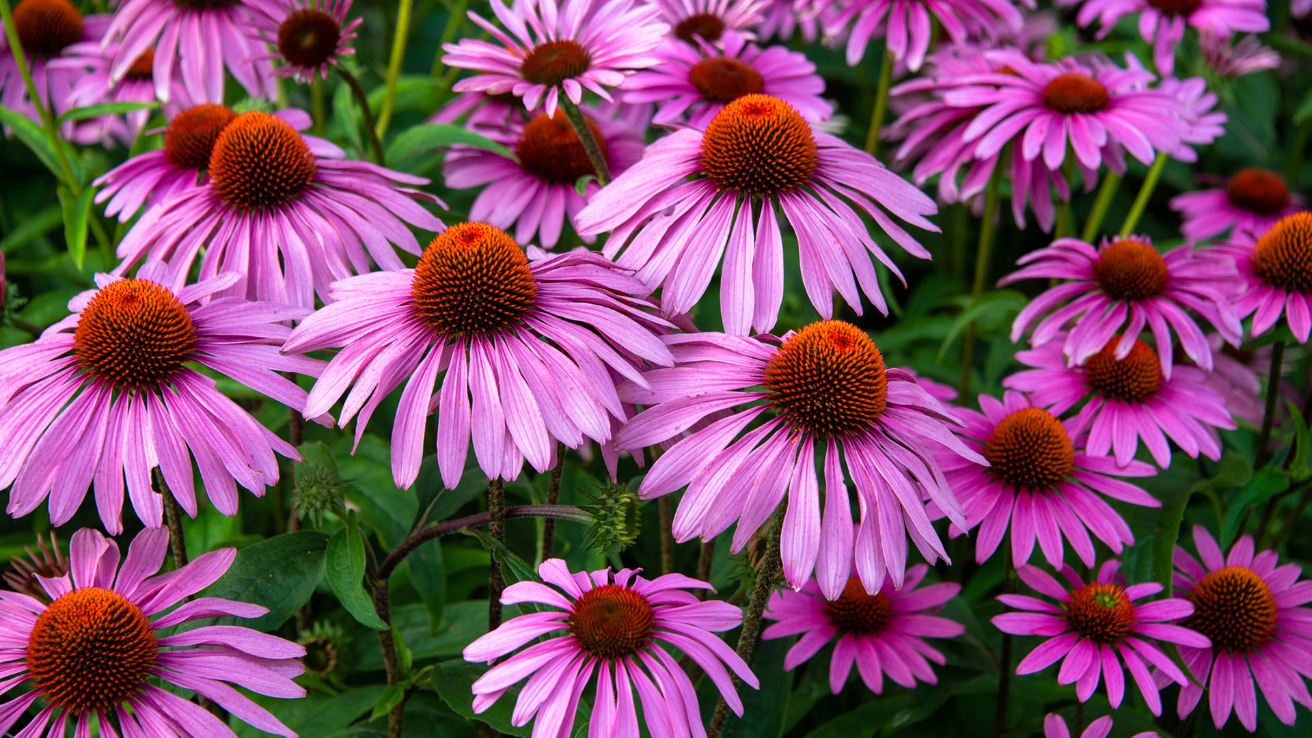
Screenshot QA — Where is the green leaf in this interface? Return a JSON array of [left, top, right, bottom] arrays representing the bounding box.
[[574, 175, 596, 197], [406, 539, 446, 634], [1220, 466, 1290, 548], [429, 660, 532, 737], [0, 205, 62, 253], [386, 124, 512, 163], [55, 101, 157, 125], [0, 104, 62, 178], [199, 531, 328, 632], [466, 528, 540, 600], [233, 687, 386, 738], [370, 685, 406, 721], [57, 185, 93, 269], [412, 456, 487, 531], [1152, 480, 1194, 593], [1287, 400, 1311, 481], [937, 290, 1026, 360], [326, 512, 389, 630], [333, 81, 364, 155], [347, 601, 488, 671]]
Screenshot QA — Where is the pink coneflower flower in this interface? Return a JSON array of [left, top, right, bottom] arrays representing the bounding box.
[[0, 261, 323, 533], [942, 54, 1191, 174], [428, 90, 524, 128], [48, 46, 186, 148], [113, 110, 444, 308], [246, 0, 360, 83], [1195, 334, 1294, 427], [283, 222, 674, 489], [762, 563, 963, 694], [1043, 713, 1157, 738], [463, 558, 758, 737], [443, 104, 645, 249], [93, 103, 243, 221], [1167, 525, 1312, 731], [1071, 0, 1269, 76], [623, 31, 831, 127], [0, 0, 109, 124], [1201, 31, 1280, 77], [1172, 169, 1304, 242], [758, 0, 823, 42], [1001, 235, 1242, 377], [1219, 212, 1312, 343], [577, 94, 938, 335], [651, 0, 768, 43], [613, 321, 981, 596], [1007, 336, 1235, 467], [0, 527, 306, 738], [2, 532, 67, 602], [1156, 76, 1227, 164], [993, 561, 1210, 714], [1297, 0, 1312, 16], [819, 0, 1028, 69], [103, 0, 274, 103], [937, 390, 1158, 569], [441, 0, 668, 116]]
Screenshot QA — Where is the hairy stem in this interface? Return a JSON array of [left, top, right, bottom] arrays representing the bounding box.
[[959, 157, 1006, 398], [659, 496, 674, 575], [488, 478, 506, 630], [1119, 153, 1167, 237], [559, 95, 611, 186], [707, 505, 784, 738], [365, 538, 405, 738], [156, 471, 189, 570], [541, 441, 566, 561], [696, 538, 717, 597], [864, 49, 895, 156], [375, 0, 415, 138], [1255, 340, 1287, 470], [337, 66, 387, 165]]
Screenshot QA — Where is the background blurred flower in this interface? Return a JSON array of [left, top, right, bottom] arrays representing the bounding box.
[[1172, 168, 1304, 242], [1070, 0, 1269, 75], [1219, 212, 1312, 343], [246, 0, 361, 82]]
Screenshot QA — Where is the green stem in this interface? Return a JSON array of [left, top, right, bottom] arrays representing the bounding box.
[[487, 478, 506, 631], [559, 95, 611, 186], [0, 0, 78, 191], [311, 77, 326, 137], [336, 67, 386, 165], [959, 157, 1006, 398], [376, 0, 415, 139], [1255, 340, 1286, 470], [430, 0, 471, 77], [1054, 158, 1076, 239], [864, 49, 895, 156], [993, 556, 1016, 738], [1118, 153, 1167, 237], [1081, 172, 1122, 242]]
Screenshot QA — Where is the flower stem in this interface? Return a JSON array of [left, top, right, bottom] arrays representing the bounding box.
[[376, 0, 415, 139], [864, 48, 895, 156], [487, 478, 506, 631], [541, 441, 566, 561], [993, 556, 1016, 738], [707, 504, 784, 738], [311, 77, 326, 137], [1080, 172, 1122, 242], [156, 471, 190, 569], [1255, 340, 1286, 470], [559, 95, 611, 186], [364, 539, 405, 738], [1118, 153, 1167, 237], [336, 66, 386, 165], [695, 538, 716, 599], [659, 497, 674, 575], [959, 157, 1006, 398]]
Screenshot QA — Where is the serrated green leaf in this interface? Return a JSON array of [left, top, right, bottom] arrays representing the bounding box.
[[326, 512, 389, 630], [1220, 466, 1290, 548], [199, 531, 328, 632], [55, 101, 157, 125], [57, 185, 93, 268], [386, 123, 512, 163]]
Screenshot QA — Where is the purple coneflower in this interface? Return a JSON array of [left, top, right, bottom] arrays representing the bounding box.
[[1071, 0, 1269, 76], [1196, 333, 1292, 427], [283, 222, 674, 490], [941, 54, 1191, 175], [623, 31, 831, 127], [463, 558, 757, 737], [444, 104, 646, 249], [763, 563, 963, 694], [2, 532, 67, 602], [577, 94, 938, 335], [0, 261, 323, 533], [93, 103, 242, 221], [428, 90, 524, 128], [441, 0, 668, 116], [48, 45, 184, 148], [103, 0, 275, 103], [246, 0, 361, 83], [1006, 335, 1236, 467], [613, 321, 981, 596], [1172, 169, 1304, 242], [0, 527, 306, 738], [993, 561, 1210, 714], [1201, 31, 1280, 78], [651, 0, 768, 43], [113, 110, 444, 308], [1167, 525, 1312, 731], [1043, 713, 1157, 738], [1218, 212, 1312, 343], [758, 0, 824, 42], [938, 390, 1158, 569], [819, 0, 1028, 69], [1001, 235, 1242, 377], [1155, 75, 1226, 164], [0, 0, 109, 124]]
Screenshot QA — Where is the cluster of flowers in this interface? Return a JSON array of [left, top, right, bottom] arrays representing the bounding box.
[[0, 0, 1311, 735]]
